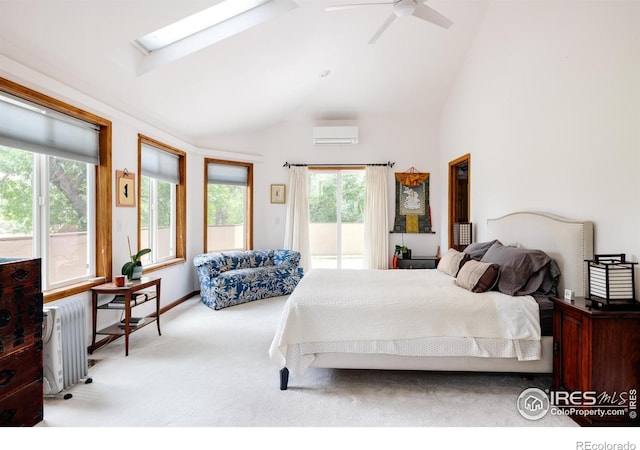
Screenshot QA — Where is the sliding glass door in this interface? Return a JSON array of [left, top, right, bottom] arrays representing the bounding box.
[[308, 169, 365, 269]]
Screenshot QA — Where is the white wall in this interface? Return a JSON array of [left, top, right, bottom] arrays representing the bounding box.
[[202, 116, 443, 263], [439, 1, 640, 293]]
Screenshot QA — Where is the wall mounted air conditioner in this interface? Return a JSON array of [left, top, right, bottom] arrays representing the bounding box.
[[312, 126, 359, 145]]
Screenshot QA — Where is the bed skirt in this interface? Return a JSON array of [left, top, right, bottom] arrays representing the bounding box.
[[278, 336, 552, 390]]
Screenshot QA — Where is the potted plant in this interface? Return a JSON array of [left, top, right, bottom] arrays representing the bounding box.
[[121, 236, 151, 280], [394, 245, 411, 260]]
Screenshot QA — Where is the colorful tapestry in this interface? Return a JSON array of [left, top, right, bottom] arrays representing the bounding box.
[[393, 169, 432, 233]]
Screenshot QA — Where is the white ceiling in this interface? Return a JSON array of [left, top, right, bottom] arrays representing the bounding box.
[[0, 0, 489, 144]]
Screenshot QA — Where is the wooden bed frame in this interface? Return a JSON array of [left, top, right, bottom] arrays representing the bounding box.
[[279, 212, 594, 390]]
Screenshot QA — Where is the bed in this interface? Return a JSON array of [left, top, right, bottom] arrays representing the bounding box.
[[269, 212, 594, 390]]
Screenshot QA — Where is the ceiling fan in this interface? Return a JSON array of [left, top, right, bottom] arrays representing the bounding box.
[[327, 0, 453, 44]]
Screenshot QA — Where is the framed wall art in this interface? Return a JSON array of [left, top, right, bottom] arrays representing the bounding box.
[[393, 167, 433, 233], [270, 184, 286, 204], [116, 169, 136, 207]]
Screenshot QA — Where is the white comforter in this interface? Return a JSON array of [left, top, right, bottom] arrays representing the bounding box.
[[269, 269, 542, 377]]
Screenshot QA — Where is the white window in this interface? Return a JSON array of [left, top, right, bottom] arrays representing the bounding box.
[[0, 93, 99, 290], [139, 138, 184, 265], [205, 159, 253, 252]]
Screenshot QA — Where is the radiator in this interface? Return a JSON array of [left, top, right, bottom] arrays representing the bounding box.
[[42, 298, 88, 395]]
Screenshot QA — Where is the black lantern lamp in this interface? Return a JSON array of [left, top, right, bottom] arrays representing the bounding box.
[[453, 222, 472, 251], [585, 253, 637, 308]]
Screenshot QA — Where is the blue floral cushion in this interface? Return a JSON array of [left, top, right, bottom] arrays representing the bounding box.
[[222, 249, 274, 270], [274, 249, 300, 267], [214, 266, 289, 287]]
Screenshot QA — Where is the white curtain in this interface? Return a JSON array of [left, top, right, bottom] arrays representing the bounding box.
[[364, 166, 389, 269], [284, 166, 311, 271]]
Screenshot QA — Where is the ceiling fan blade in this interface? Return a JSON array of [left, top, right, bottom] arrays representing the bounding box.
[[368, 13, 396, 44], [326, 3, 392, 12], [413, 3, 453, 29]]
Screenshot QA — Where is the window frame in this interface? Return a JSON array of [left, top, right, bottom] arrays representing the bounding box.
[[137, 135, 186, 273], [203, 158, 253, 252], [0, 76, 113, 303], [41, 153, 97, 289]]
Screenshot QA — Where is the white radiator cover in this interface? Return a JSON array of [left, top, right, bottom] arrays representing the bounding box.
[[42, 298, 88, 394]]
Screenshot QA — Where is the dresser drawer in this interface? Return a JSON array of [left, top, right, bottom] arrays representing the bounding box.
[[0, 259, 41, 293], [0, 344, 43, 395], [0, 258, 43, 428], [0, 379, 43, 427], [0, 290, 43, 355]]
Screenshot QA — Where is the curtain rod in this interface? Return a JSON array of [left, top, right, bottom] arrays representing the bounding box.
[[283, 161, 395, 168]]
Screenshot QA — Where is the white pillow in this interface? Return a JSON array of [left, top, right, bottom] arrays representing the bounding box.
[[437, 248, 469, 277]]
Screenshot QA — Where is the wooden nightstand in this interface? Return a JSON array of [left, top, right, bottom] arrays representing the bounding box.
[[550, 296, 640, 426], [394, 256, 439, 269]]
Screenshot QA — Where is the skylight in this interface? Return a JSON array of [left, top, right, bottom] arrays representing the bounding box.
[[136, 0, 272, 53]]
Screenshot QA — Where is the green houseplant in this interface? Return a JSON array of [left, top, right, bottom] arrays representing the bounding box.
[[394, 244, 411, 260], [121, 236, 151, 280]]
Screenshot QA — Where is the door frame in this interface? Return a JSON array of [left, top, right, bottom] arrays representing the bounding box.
[[448, 154, 470, 250]]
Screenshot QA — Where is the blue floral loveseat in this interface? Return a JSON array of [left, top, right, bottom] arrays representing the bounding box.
[[193, 249, 304, 310]]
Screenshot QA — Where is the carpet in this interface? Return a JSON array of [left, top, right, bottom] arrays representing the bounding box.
[[32, 294, 625, 447]]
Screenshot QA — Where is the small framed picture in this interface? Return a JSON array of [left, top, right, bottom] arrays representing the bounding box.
[[116, 170, 136, 207], [270, 184, 286, 204]]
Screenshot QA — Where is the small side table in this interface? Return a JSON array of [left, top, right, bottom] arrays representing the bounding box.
[[90, 276, 161, 356], [394, 256, 439, 269]]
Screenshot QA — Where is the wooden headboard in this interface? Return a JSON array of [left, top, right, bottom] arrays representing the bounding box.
[[486, 212, 594, 297]]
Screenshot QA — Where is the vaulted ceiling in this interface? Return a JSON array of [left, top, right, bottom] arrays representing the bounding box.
[[0, 1, 489, 144]]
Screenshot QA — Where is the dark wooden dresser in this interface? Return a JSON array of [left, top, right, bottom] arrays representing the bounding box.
[[551, 296, 640, 426], [0, 258, 43, 427]]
